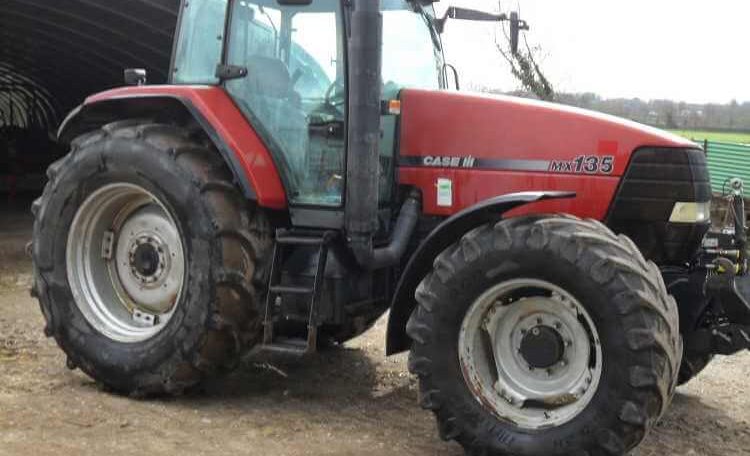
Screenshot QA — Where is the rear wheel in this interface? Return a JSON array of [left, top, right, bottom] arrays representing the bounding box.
[[31, 121, 271, 395], [407, 216, 681, 455]]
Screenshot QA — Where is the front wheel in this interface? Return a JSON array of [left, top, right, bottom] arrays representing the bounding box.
[[407, 216, 681, 455]]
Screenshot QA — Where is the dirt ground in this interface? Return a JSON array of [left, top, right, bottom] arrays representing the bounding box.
[[2, 199, 750, 456]]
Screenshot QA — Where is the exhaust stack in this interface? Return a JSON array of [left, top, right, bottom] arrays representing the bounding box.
[[345, 0, 421, 271]]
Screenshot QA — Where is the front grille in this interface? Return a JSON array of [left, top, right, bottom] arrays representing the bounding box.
[[607, 147, 711, 265]]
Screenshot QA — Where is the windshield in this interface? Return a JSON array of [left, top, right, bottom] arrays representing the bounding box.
[[382, 0, 444, 98]]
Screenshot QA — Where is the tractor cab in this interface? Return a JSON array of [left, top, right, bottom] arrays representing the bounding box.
[[172, 0, 444, 208]]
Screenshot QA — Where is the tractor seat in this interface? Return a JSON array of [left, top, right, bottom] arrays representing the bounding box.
[[245, 55, 301, 104], [239, 55, 308, 179]]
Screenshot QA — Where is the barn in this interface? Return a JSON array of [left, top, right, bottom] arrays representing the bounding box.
[[0, 0, 180, 203]]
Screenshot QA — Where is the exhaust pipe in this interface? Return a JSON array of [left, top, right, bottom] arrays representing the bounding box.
[[345, 0, 420, 271]]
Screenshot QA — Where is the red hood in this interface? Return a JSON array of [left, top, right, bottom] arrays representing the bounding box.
[[397, 89, 698, 218], [398, 89, 695, 177]]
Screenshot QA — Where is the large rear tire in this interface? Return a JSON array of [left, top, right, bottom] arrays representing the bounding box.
[[31, 121, 271, 395], [407, 216, 681, 456]]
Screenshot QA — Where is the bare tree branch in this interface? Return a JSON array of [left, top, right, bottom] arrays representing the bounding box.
[[493, 14, 555, 101]]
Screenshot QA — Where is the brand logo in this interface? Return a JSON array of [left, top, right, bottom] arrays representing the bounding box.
[[423, 156, 476, 168]]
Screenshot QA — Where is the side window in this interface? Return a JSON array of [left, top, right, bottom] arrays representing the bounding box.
[[225, 2, 345, 207], [172, 0, 228, 84]]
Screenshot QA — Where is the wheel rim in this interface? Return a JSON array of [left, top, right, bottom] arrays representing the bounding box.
[[66, 183, 185, 343], [458, 278, 603, 430]]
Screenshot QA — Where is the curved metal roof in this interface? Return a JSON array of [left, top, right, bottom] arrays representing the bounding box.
[[0, 0, 180, 132]]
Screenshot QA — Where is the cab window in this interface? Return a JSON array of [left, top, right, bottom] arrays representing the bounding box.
[[225, 1, 345, 207]]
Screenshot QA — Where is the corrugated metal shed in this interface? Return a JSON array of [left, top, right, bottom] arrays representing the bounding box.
[[0, 0, 180, 131], [706, 141, 750, 194]]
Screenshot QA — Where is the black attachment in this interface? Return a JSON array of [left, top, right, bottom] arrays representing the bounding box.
[[124, 69, 147, 86], [686, 322, 750, 356], [705, 269, 750, 325], [729, 179, 747, 270], [697, 178, 750, 326], [262, 230, 337, 355], [215, 64, 248, 81]]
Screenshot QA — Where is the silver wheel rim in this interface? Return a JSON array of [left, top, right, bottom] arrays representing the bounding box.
[[458, 278, 603, 430], [66, 183, 185, 343]]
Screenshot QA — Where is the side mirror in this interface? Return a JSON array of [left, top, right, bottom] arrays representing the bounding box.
[[124, 69, 147, 86], [509, 12, 530, 55]]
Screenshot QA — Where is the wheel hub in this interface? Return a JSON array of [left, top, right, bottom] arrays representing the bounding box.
[[520, 325, 565, 369], [114, 204, 184, 316], [130, 238, 164, 280], [459, 279, 603, 430], [66, 183, 185, 343]]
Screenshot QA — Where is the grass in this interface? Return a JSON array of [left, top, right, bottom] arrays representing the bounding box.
[[669, 129, 750, 144]]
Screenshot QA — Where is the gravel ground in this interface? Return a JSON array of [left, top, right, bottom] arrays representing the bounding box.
[[1, 200, 749, 456]]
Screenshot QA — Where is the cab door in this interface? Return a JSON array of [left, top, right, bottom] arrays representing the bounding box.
[[224, 1, 347, 208]]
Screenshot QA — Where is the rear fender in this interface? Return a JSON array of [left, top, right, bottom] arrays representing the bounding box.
[[57, 88, 287, 209], [385, 191, 575, 355]]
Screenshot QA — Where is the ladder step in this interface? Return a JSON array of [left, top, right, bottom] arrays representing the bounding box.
[[261, 338, 309, 356], [275, 235, 327, 246], [270, 285, 314, 295]]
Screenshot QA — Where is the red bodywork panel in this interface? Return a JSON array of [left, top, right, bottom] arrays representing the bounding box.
[[86, 85, 288, 209], [397, 89, 696, 220], [84, 85, 696, 220]]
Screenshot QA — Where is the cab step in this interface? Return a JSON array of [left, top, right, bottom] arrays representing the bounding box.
[[261, 229, 336, 356]]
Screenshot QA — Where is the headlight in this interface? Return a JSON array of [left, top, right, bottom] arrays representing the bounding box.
[[669, 201, 711, 223]]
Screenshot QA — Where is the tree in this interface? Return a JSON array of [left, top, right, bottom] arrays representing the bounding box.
[[494, 3, 555, 101], [495, 36, 555, 101]]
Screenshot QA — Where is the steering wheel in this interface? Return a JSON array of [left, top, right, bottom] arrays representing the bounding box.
[[324, 80, 346, 108]]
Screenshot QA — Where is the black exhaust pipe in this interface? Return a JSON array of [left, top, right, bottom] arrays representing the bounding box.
[[345, 1, 421, 271]]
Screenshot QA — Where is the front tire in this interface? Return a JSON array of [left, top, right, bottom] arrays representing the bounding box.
[[31, 122, 271, 395], [407, 216, 681, 455]]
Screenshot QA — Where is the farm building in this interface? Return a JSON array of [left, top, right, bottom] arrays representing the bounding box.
[[0, 0, 179, 200]]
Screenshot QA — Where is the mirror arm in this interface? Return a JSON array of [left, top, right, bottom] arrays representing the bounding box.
[[435, 7, 510, 34]]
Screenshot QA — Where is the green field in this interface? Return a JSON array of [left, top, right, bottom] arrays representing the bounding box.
[[670, 129, 750, 144]]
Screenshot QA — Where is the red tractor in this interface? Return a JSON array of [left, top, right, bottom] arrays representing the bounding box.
[[30, 1, 749, 455]]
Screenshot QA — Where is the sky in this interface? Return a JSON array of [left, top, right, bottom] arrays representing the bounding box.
[[435, 1, 750, 104]]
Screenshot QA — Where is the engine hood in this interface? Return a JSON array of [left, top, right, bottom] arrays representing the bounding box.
[[397, 89, 696, 177], [396, 89, 700, 218]]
